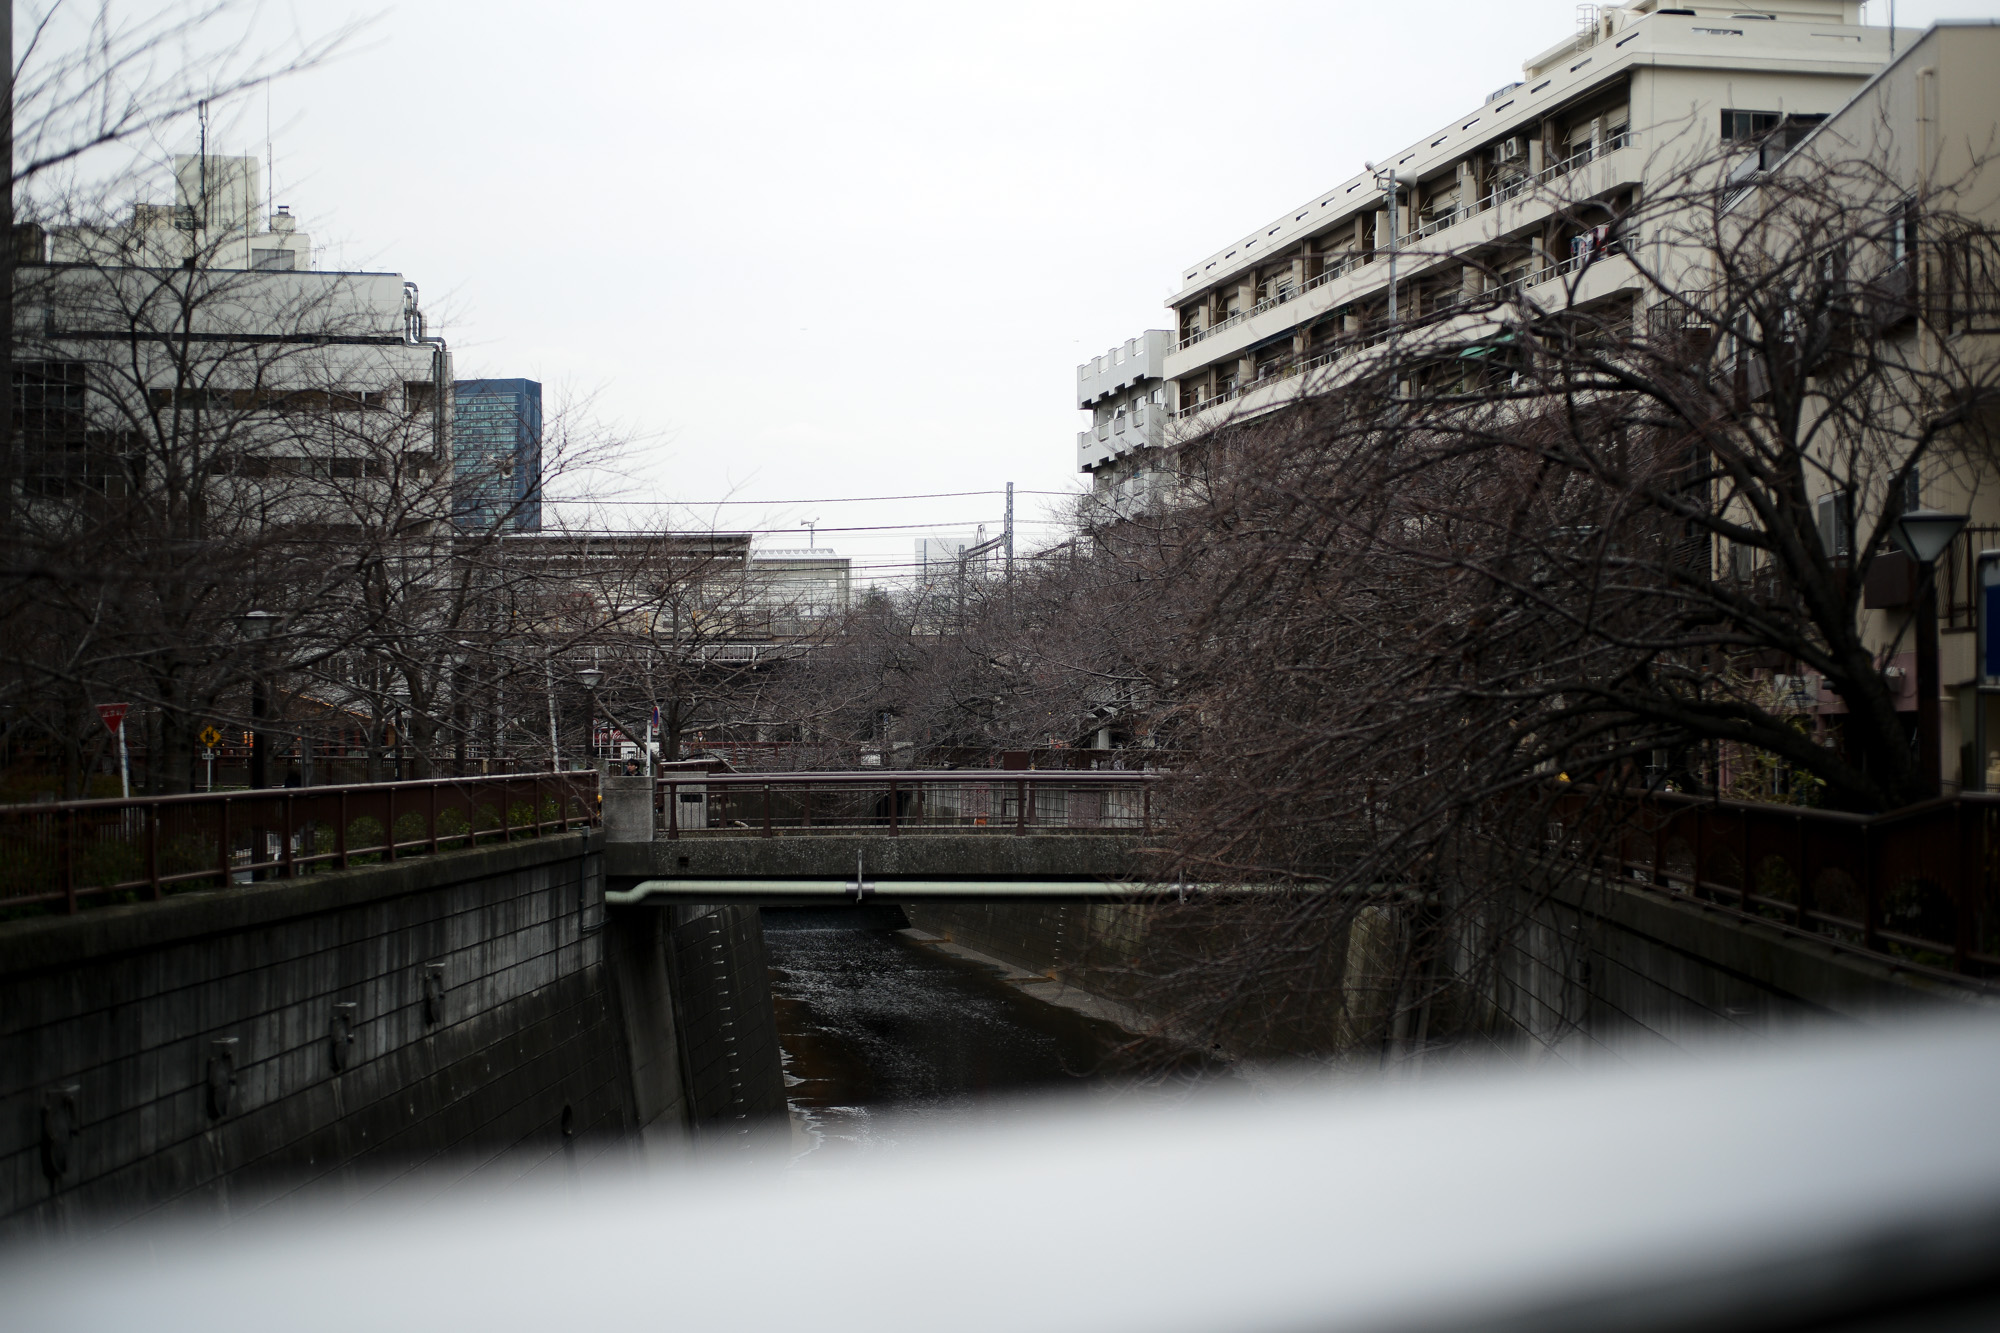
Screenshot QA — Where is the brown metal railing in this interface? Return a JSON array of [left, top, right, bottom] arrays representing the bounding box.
[[0, 771, 600, 916], [1568, 789, 2000, 979], [657, 769, 1161, 839]]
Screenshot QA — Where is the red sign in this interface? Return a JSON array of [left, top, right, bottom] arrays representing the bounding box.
[[95, 703, 130, 732]]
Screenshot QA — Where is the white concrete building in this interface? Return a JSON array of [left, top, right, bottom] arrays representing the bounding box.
[[748, 548, 852, 635], [1074, 329, 1170, 519], [53, 155, 314, 272], [1146, 0, 1899, 463]]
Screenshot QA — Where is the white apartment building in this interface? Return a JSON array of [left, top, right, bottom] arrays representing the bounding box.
[[1075, 329, 1170, 519], [1152, 0, 1896, 454]]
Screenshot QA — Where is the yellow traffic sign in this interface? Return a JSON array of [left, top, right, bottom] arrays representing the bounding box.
[[199, 725, 222, 748]]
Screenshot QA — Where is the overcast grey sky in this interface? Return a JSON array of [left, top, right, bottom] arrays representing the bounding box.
[[172, 0, 2000, 577]]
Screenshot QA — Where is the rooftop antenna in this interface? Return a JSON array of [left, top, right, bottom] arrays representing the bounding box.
[[1888, 0, 1896, 60], [265, 83, 274, 224], [805, 518, 817, 549]]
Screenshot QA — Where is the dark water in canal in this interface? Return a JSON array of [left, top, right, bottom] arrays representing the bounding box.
[[764, 909, 1161, 1159]]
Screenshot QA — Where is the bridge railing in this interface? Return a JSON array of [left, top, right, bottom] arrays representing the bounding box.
[[1565, 787, 2000, 979], [657, 770, 1162, 839], [0, 771, 600, 916]]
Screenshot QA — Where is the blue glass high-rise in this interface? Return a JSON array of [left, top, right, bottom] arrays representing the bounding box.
[[451, 378, 542, 532]]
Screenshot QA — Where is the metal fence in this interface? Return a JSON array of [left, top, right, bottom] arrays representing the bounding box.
[[1574, 789, 1999, 979], [657, 770, 1161, 839], [0, 772, 600, 916]]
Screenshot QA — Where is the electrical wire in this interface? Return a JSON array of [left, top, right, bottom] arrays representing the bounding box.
[[546, 489, 1083, 506]]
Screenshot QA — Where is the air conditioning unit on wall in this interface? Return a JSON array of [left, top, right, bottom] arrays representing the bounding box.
[[1495, 138, 1525, 164]]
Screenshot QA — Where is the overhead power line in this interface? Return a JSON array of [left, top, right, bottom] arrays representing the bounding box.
[[546, 489, 1083, 507]]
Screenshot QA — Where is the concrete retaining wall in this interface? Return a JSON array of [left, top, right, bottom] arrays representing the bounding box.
[[1481, 875, 1998, 1060], [910, 875, 1997, 1063], [0, 834, 642, 1236], [663, 906, 787, 1138]]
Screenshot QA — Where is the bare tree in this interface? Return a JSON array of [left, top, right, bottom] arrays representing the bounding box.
[[1076, 128, 2000, 1062]]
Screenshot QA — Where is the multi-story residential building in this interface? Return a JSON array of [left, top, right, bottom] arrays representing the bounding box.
[[1155, 0, 1894, 456], [1733, 20, 2000, 792], [1075, 330, 1170, 520], [452, 378, 542, 533]]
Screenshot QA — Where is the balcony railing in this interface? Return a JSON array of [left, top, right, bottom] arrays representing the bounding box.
[[1175, 346, 1343, 420], [1173, 134, 1636, 358], [0, 772, 600, 915], [657, 769, 1162, 838]]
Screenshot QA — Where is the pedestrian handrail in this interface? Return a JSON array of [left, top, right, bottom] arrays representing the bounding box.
[[0, 771, 601, 916], [656, 768, 1164, 839], [1565, 787, 2000, 981]]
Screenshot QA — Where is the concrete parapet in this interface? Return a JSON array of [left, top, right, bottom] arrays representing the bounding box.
[[605, 833, 1154, 883], [601, 775, 654, 844]]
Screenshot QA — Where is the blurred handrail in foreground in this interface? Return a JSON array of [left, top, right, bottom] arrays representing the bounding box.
[[8, 1015, 2000, 1332]]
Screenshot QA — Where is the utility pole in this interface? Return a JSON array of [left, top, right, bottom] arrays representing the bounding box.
[[1004, 482, 1015, 581], [1371, 166, 1400, 336]]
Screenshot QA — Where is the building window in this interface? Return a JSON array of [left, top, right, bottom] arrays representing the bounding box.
[[1721, 109, 1781, 143], [251, 248, 296, 270], [1816, 492, 1853, 559]]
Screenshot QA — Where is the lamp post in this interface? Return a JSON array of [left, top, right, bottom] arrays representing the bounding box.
[[1894, 508, 1969, 796], [576, 666, 604, 768], [236, 610, 279, 789]]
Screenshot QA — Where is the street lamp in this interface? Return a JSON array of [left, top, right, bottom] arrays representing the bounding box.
[[575, 667, 605, 767], [236, 610, 279, 789], [1893, 509, 1969, 796]]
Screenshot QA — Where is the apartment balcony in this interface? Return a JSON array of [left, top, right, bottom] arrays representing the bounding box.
[[1077, 401, 1166, 474], [1523, 244, 1642, 308], [1163, 140, 1645, 384], [1167, 254, 1645, 444], [1077, 330, 1170, 409]]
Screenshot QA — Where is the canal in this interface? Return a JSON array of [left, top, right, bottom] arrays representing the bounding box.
[[764, 908, 1163, 1159]]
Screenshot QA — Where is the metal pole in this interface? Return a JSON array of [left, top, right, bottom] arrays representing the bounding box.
[[545, 660, 562, 770], [1377, 169, 1399, 332], [115, 719, 130, 800], [1916, 567, 1943, 797], [1004, 482, 1015, 582], [250, 664, 268, 789]]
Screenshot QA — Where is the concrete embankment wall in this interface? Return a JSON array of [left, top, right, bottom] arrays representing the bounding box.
[[909, 875, 1996, 1061], [1481, 875, 1998, 1059], [0, 834, 634, 1236], [0, 831, 785, 1237]]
